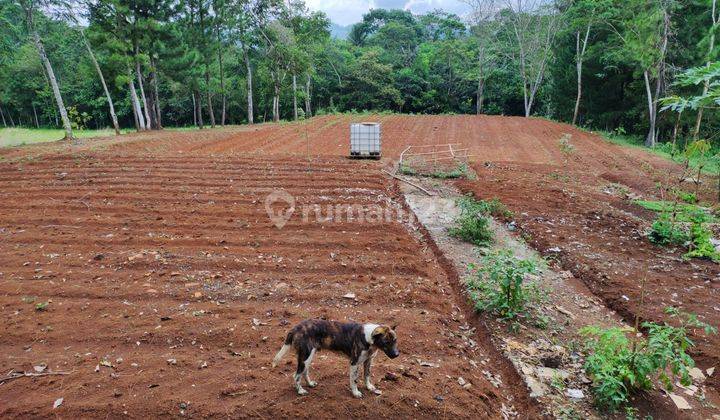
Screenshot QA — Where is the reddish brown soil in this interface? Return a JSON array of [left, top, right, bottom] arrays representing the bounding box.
[[457, 156, 720, 391], [2, 114, 719, 417], [0, 153, 536, 417]]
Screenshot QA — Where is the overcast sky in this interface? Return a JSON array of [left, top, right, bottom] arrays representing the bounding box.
[[305, 0, 472, 26]]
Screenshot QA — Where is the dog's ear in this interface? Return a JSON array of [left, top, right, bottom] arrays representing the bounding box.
[[391, 324, 398, 331], [372, 326, 388, 339]]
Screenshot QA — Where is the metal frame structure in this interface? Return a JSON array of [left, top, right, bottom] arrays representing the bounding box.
[[398, 143, 474, 172]]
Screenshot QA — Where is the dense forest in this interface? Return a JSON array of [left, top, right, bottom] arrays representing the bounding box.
[[0, 0, 718, 148]]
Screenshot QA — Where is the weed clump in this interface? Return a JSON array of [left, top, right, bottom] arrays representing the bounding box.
[[581, 308, 716, 412], [465, 250, 539, 322], [648, 213, 689, 246], [449, 196, 494, 245], [684, 211, 720, 262]]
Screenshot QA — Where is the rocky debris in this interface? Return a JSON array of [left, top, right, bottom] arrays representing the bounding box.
[[668, 393, 692, 410], [457, 376, 472, 389], [688, 367, 705, 383], [525, 377, 547, 398], [566, 389, 584, 399]]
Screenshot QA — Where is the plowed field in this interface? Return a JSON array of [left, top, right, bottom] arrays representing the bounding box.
[[0, 153, 534, 417], [2, 114, 719, 417]]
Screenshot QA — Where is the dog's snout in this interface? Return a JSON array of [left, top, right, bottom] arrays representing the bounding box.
[[390, 350, 400, 358]]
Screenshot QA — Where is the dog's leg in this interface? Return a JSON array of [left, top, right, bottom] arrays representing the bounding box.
[[294, 347, 310, 396], [364, 350, 381, 395], [349, 364, 362, 398], [349, 351, 367, 398], [303, 348, 317, 388]]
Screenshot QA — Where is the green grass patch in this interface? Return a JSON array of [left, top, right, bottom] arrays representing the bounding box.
[[633, 200, 717, 222], [598, 131, 720, 175], [449, 196, 494, 245], [0, 127, 127, 147], [399, 162, 474, 179]]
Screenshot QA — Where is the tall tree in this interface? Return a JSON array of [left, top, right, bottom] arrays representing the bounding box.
[[79, 27, 120, 135], [17, 0, 74, 140], [463, 0, 497, 114], [499, 0, 562, 117], [608, 0, 674, 147], [692, 0, 718, 139]]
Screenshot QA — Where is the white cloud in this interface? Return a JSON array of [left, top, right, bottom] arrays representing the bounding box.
[[306, 0, 472, 26]]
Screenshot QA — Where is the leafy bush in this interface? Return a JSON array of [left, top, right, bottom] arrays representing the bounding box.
[[449, 197, 494, 245], [465, 250, 539, 321], [482, 197, 513, 218], [399, 164, 417, 175], [430, 163, 470, 179], [672, 189, 698, 204], [581, 308, 716, 411], [648, 213, 689, 246], [559, 133, 574, 157], [684, 211, 720, 262], [654, 141, 678, 156]]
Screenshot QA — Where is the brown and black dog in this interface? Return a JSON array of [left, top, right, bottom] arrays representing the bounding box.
[[272, 319, 399, 397]]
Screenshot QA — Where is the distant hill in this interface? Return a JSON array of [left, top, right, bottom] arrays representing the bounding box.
[[330, 23, 352, 40]]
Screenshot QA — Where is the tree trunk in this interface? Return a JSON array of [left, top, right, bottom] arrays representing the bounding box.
[[643, 70, 656, 147], [305, 74, 312, 117], [273, 81, 280, 123], [572, 26, 590, 126], [218, 44, 226, 126], [129, 76, 146, 131], [32, 103, 39, 128], [0, 104, 6, 127], [192, 92, 197, 127], [242, 43, 254, 124], [205, 66, 215, 128], [29, 20, 73, 140], [135, 57, 153, 129], [476, 47, 485, 115], [693, 0, 717, 140], [672, 111, 682, 151], [292, 74, 298, 120], [150, 56, 162, 129], [646, 8, 669, 147], [195, 88, 204, 129], [81, 29, 120, 135]]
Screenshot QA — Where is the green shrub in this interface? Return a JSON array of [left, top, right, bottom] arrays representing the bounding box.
[[465, 250, 539, 321], [581, 308, 716, 412], [449, 197, 494, 245], [648, 213, 689, 246], [684, 211, 720, 262], [483, 197, 513, 218], [399, 164, 416, 175], [559, 133, 574, 157], [672, 189, 698, 204], [430, 163, 469, 179]]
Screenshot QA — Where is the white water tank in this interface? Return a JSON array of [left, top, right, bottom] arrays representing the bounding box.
[[350, 122, 381, 158]]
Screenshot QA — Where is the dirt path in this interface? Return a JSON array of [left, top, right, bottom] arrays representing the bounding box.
[[402, 181, 717, 418]]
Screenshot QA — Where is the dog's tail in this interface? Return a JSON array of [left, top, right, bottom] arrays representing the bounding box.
[[271, 332, 294, 367]]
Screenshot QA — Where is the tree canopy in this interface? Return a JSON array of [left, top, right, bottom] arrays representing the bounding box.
[[0, 0, 717, 147]]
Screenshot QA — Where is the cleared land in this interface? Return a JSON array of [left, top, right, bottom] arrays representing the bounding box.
[[1, 114, 718, 417]]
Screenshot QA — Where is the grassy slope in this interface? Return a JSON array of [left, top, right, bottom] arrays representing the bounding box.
[[0, 126, 208, 148], [598, 131, 720, 174], [0, 128, 122, 147]]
